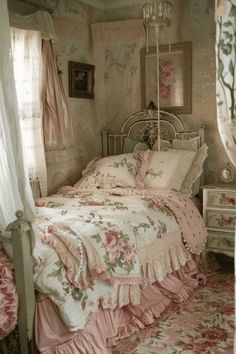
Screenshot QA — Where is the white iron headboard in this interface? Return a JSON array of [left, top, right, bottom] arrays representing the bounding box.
[[102, 110, 205, 156]]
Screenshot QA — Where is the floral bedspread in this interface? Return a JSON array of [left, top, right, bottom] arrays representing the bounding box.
[[33, 187, 207, 331]]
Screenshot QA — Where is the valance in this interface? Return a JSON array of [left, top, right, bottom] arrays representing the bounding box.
[[10, 10, 57, 42]]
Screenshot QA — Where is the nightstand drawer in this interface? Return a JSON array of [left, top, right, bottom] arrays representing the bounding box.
[[207, 190, 236, 210], [207, 233, 234, 254], [206, 210, 236, 232]]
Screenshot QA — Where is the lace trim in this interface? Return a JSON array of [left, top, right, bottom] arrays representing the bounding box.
[[181, 144, 208, 197]]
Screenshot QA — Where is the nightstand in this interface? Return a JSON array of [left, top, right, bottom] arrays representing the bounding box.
[[203, 184, 236, 258]]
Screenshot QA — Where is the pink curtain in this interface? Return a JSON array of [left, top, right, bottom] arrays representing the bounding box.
[[42, 40, 73, 159]]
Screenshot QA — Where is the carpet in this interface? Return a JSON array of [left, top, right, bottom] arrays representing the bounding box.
[[112, 271, 234, 354]]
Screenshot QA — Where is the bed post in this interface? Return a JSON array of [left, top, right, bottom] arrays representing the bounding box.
[[6, 211, 36, 354], [102, 128, 110, 157], [198, 124, 206, 188]]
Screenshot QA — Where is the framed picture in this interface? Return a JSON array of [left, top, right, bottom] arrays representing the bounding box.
[[141, 41, 192, 114], [68, 61, 95, 99]]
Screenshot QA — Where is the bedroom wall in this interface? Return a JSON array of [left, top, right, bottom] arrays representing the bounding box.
[[92, 0, 236, 185]]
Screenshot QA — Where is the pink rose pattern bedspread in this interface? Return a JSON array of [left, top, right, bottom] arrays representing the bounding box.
[[34, 187, 207, 331]]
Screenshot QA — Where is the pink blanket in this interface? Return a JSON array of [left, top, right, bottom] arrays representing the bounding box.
[[0, 247, 18, 339]]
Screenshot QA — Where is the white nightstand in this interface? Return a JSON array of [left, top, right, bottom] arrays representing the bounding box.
[[203, 184, 236, 258]]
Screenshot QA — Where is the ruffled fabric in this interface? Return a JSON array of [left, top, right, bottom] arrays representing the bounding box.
[[108, 188, 207, 255], [0, 248, 18, 339], [35, 260, 198, 354]]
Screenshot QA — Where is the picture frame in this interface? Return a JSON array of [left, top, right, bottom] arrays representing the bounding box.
[[220, 166, 234, 183], [141, 41, 192, 114], [68, 61, 95, 99]]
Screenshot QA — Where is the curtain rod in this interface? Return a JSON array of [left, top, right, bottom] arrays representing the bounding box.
[[18, 0, 54, 14]]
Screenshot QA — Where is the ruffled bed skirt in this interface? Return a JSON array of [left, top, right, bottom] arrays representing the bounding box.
[[36, 259, 199, 354], [0, 248, 18, 340]]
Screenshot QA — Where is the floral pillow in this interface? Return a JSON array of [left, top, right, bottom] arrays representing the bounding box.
[[74, 151, 150, 189], [144, 150, 196, 190]]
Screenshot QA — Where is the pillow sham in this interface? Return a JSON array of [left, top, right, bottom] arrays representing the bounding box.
[[74, 151, 150, 189], [123, 137, 140, 153], [167, 137, 204, 196], [172, 137, 200, 151], [180, 143, 208, 197], [144, 149, 196, 190], [152, 140, 172, 150]]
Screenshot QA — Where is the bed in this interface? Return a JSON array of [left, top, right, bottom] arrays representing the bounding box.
[[1, 109, 208, 354]]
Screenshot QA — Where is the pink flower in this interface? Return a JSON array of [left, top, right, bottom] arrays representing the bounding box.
[[123, 243, 135, 263], [105, 230, 121, 264], [218, 304, 234, 314], [108, 249, 120, 264], [181, 341, 214, 352], [86, 199, 104, 206], [105, 230, 120, 247], [35, 199, 46, 207], [202, 327, 226, 341], [181, 343, 194, 350], [160, 85, 171, 99], [194, 342, 215, 351]]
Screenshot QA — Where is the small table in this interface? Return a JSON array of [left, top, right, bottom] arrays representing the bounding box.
[[202, 184, 236, 258]]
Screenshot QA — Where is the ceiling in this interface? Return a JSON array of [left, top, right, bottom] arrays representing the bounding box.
[[78, 0, 144, 10]]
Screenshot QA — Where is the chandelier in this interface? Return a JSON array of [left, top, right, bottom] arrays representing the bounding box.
[[143, 1, 172, 150]]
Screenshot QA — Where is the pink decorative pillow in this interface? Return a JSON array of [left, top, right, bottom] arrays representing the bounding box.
[[74, 152, 150, 189], [144, 150, 196, 190]]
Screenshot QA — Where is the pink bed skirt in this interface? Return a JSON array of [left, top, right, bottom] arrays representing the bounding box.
[[0, 248, 18, 339], [36, 259, 199, 354]]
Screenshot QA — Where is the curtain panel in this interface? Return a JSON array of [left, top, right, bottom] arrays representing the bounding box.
[[42, 40, 73, 162], [215, 0, 236, 166], [11, 28, 48, 197], [10, 10, 57, 42], [0, 0, 35, 232]]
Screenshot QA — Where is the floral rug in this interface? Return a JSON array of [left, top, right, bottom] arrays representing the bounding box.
[[112, 271, 234, 354]]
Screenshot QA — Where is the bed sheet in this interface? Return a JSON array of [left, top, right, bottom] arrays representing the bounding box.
[[33, 187, 207, 331]]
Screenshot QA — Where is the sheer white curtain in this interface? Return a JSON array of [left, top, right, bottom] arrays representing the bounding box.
[[215, 0, 236, 166], [0, 0, 35, 231], [11, 28, 47, 196]]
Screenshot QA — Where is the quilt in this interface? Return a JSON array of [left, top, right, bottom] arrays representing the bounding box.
[[33, 187, 207, 331]]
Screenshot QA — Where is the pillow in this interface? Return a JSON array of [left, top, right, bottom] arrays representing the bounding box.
[[122, 137, 140, 153], [74, 151, 150, 189], [123, 137, 149, 153], [133, 142, 149, 152], [169, 137, 202, 196], [153, 140, 172, 150], [172, 137, 200, 151], [144, 149, 196, 190], [181, 143, 208, 197]]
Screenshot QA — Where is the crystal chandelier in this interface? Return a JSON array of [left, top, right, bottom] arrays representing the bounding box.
[[143, 1, 172, 150]]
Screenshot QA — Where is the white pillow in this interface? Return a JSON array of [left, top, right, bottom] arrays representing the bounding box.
[[74, 152, 150, 189], [181, 143, 208, 197], [144, 150, 196, 190], [133, 142, 149, 152], [172, 137, 200, 151], [152, 140, 172, 150]]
